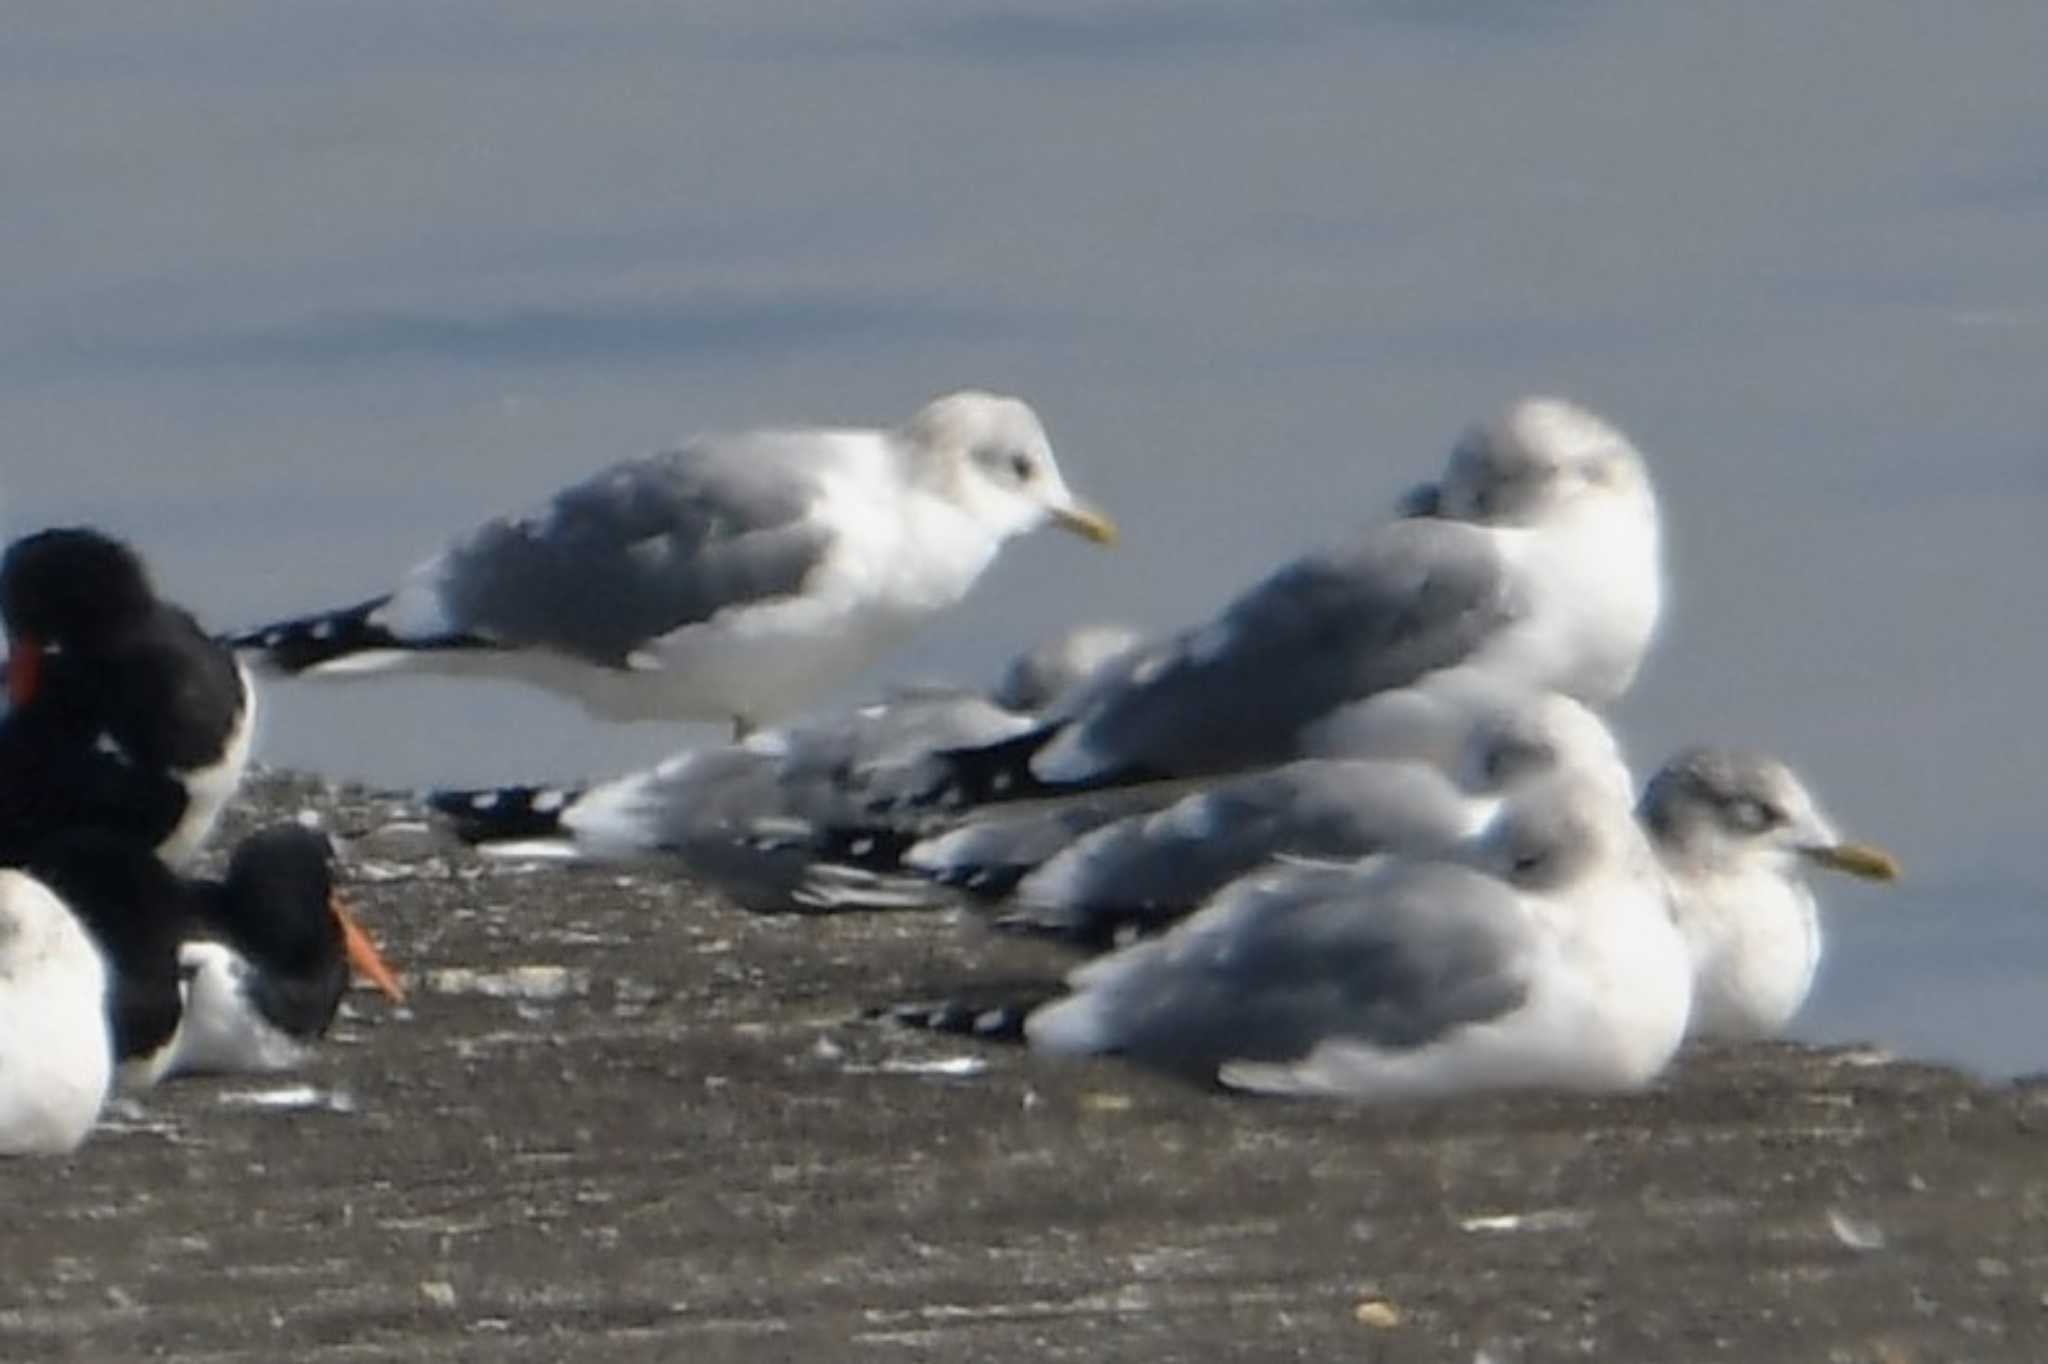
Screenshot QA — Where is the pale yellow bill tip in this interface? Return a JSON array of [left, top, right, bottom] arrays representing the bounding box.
[[1807, 841, 1901, 882], [1053, 501, 1119, 545]]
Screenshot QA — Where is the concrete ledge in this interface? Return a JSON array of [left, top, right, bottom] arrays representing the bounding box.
[[6, 771, 2044, 1361]]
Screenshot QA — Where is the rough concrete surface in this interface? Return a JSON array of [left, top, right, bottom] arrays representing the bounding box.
[[4, 772, 2044, 1363]]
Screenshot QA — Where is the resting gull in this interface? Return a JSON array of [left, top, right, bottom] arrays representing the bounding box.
[[901, 395, 1661, 807], [231, 391, 1117, 732], [796, 668, 1626, 916], [0, 863, 117, 1154], [891, 769, 1693, 1098], [428, 625, 1142, 913], [994, 681, 1632, 947], [1639, 747, 1899, 1040]]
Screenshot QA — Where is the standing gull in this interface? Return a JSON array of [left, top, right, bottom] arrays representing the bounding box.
[[232, 391, 1117, 732], [1640, 747, 1899, 1040], [893, 771, 1693, 1099], [905, 395, 1661, 806]]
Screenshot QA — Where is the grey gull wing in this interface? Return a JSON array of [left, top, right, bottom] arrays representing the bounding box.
[[1003, 758, 1479, 947], [924, 517, 1524, 801], [792, 780, 1187, 911], [397, 436, 839, 668], [1026, 858, 1536, 1082]]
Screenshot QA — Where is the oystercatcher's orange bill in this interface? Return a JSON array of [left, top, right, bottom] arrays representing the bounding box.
[[7, 636, 41, 706], [330, 892, 406, 1001]]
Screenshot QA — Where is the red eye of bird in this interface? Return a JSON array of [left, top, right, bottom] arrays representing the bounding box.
[[6, 636, 42, 706]]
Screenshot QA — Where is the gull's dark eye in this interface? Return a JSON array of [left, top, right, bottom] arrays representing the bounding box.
[[1511, 845, 1547, 878], [1008, 451, 1035, 481], [1482, 744, 1513, 783], [1728, 797, 1781, 833], [1482, 736, 1548, 784]]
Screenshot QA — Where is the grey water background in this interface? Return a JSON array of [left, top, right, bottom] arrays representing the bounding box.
[[3, 3, 2042, 1075]]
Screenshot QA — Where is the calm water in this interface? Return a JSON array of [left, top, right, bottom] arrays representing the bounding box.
[[3, 3, 2043, 1074]]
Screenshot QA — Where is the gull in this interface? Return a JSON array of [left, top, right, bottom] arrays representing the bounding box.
[[996, 758, 1483, 948], [833, 782, 1176, 905], [795, 667, 1622, 915], [891, 770, 1694, 1099], [994, 679, 1632, 948], [230, 391, 1116, 733], [1639, 747, 1899, 1040], [428, 625, 1140, 913], [0, 832, 196, 1138], [0, 864, 120, 1154], [902, 395, 1661, 807], [0, 528, 255, 866]]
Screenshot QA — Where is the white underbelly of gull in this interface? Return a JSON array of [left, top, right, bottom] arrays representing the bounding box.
[[231, 391, 1116, 731]]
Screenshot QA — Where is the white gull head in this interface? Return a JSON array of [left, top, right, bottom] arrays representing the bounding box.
[[1639, 747, 1899, 1041], [1437, 397, 1665, 705], [897, 391, 1118, 547]]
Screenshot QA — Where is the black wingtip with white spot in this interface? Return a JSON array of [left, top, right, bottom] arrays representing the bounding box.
[[879, 728, 1172, 818], [811, 823, 925, 871], [929, 861, 1035, 899], [873, 996, 1042, 1044], [425, 785, 582, 844], [223, 596, 398, 674], [224, 596, 494, 675], [867, 728, 1064, 816], [987, 911, 1124, 953]]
